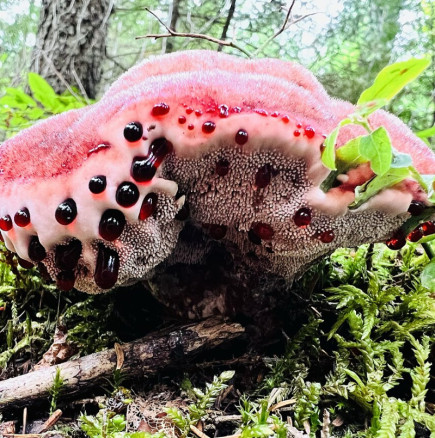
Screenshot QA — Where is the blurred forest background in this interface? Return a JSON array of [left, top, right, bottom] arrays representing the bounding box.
[[0, 0, 434, 146]]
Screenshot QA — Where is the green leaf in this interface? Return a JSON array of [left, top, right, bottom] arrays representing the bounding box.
[[322, 126, 340, 170], [354, 98, 389, 118], [336, 136, 367, 170], [358, 58, 430, 104], [359, 127, 392, 176], [390, 151, 413, 169], [350, 167, 411, 209], [416, 125, 435, 140], [28, 72, 57, 110], [421, 259, 435, 292]]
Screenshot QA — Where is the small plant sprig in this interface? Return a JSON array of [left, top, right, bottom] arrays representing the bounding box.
[[165, 370, 235, 438], [49, 367, 64, 415], [321, 58, 434, 209]]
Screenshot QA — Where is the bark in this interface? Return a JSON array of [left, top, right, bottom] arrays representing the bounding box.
[[30, 0, 113, 99], [0, 318, 244, 412], [165, 0, 182, 53]]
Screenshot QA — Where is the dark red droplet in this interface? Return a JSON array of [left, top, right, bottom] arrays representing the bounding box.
[[304, 126, 315, 139], [218, 104, 229, 118], [94, 245, 119, 289], [386, 232, 406, 250], [116, 182, 139, 208], [216, 158, 230, 176], [317, 230, 334, 243], [202, 121, 216, 134], [131, 156, 156, 182], [28, 236, 46, 262], [255, 109, 268, 117], [17, 256, 34, 269], [195, 109, 203, 117], [56, 270, 76, 291], [248, 229, 261, 245], [186, 107, 193, 114], [188, 124, 194, 130], [293, 208, 312, 228], [251, 222, 274, 240], [175, 203, 189, 221], [89, 175, 107, 194], [255, 164, 272, 189], [421, 221, 435, 236], [0, 215, 13, 231], [282, 115, 290, 123], [55, 239, 82, 271], [408, 201, 426, 216], [235, 129, 248, 145], [231, 106, 242, 113], [178, 115, 186, 124], [55, 199, 77, 225], [150, 137, 173, 160], [293, 130, 301, 137], [407, 227, 423, 242], [209, 224, 227, 240], [99, 209, 126, 241], [124, 122, 143, 142], [139, 193, 158, 220], [14, 208, 30, 227], [151, 102, 170, 116]]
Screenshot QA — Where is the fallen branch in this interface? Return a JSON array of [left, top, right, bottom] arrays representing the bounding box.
[[0, 318, 244, 412]]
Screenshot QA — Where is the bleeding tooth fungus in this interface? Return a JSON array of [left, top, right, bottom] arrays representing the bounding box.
[[0, 50, 434, 317]]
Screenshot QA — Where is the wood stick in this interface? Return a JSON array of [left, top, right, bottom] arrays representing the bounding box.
[[0, 318, 244, 412]]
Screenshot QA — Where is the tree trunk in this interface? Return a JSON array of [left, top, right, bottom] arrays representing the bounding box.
[[165, 0, 182, 53], [30, 0, 113, 99], [0, 318, 244, 413]]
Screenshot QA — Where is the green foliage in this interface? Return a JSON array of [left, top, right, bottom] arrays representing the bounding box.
[[165, 370, 234, 437], [49, 367, 64, 415], [0, 72, 89, 140], [236, 398, 287, 438]]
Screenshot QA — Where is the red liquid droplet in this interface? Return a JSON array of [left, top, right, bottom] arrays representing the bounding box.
[[235, 129, 248, 145], [231, 106, 242, 113], [317, 230, 334, 243], [56, 270, 76, 291], [178, 115, 186, 124], [281, 115, 290, 123], [293, 208, 312, 228], [407, 227, 423, 242], [219, 104, 229, 118], [188, 124, 194, 130], [407, 201, 425, 216], [17, 256, 34, 269], [252, 222, 274, 240], [293, 130, 301, 137], [202, 121, 216, 133], [216, 158, 230, 176], [151, 102, 170, 116], [94, 245, 119, 289], [0, 215, 13, 231], [195, 109, 203, 117], [186, 107, 193, 114], [14, 208, 30, 227], [255, 164, 272, 189], [386, 233, 406, 250], [99, 209, 126, 241], [55, 239, 82, 271], [209, 224, 227, 240], [296, 123, 302, 129], [28, 236, 46, 262], [255, 109, 268, 117], [55, 199, 77, 225], [271, 112, 279, 117], [139, 193, 158, 220], [421, 221, 435, 236], [304, 126, 315, 138]]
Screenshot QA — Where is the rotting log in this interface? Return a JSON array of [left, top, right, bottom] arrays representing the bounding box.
[[0, 318, 244, 411]]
